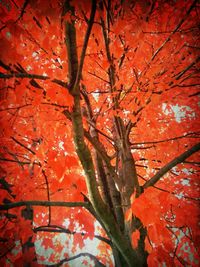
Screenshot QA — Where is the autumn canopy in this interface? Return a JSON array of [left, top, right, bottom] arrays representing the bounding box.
[[0, 0, 199, 266]]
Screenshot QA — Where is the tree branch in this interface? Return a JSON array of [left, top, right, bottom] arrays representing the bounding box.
[[18, 0, 30, 21], [0, 157, 31, 165], [0, 72, 49, 80], [48, 252, 106, 267], [65, 2, 142, 265], [41, 170, 51, 224], [33, 225, 111, 245], [149, 0, 198, 62], [72, 0, 97, 94], [0, 201, 90, 210], [143, 143, 200, 188], [131, 131, 200, 146], [83, 130, 122, 188], [0, 72, 69, 89], [62, 109, 122, 189], [11, 136, 35, 155], [175, 56, 200, 80], [139, 174, 200, 201], [88, 71, 110, 84]]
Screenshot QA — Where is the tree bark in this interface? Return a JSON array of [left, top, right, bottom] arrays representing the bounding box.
[[63, 1, 143, 265]]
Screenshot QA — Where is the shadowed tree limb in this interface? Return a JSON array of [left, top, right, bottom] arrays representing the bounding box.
[[33, 225, 111, 245], [139, 174, 200, 201], [81, 85, 124, 231], [16, 0, 30, 21], [143, 143, 200, 189], [0, 73, 49, 80], [0, 72, 69, 88], [175, 56, 200, 80], [72, 0, 97, 94], [11, 136, 36, 155], [0, 199, 112, 244], [48, 252, 106, 267], [0, 157, 31, 165], [62, 109, 122, 188], [0, 200, 90, 210], [131, 131, 200, 146]]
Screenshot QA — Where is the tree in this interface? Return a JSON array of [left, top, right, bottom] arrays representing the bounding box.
[[0, 0, 199, 266]]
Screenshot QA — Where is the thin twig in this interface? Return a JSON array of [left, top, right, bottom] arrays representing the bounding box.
[[11, 136, 35, 155], [48, 252, 106, 267], [131, 132, 200, 146], [42, 170, 51, 225], [149, 0, 198, 62]]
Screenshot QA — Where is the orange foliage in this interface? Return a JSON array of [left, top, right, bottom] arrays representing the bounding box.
[[0, 0, 199, 266]]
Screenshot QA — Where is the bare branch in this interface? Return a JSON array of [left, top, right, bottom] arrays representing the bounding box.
[[51, 79, 69, 88], [175, 57, 200, 80], [0, 200, 90, 210], [176, 83, 200, 88], [0, 72, 70, 89], [0, 157, 31, 165], [0, 60, 12, 71], [85, 118, 114, 142], [72, 0, 97, 94], [11, 136, 35, 155], [17, 0, 30, 21], [33, 225, 111, 245], [139, 174, 200, 201], [143, 143, 200, 188], [131, 132, 200, 146], [48, 252, 106, 267], [149, 0, 198, 62], [62, 109, 121, 188], [0, 72, 49, 80], [88, 71, 110, 84], [41, 170, 51, 223]]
